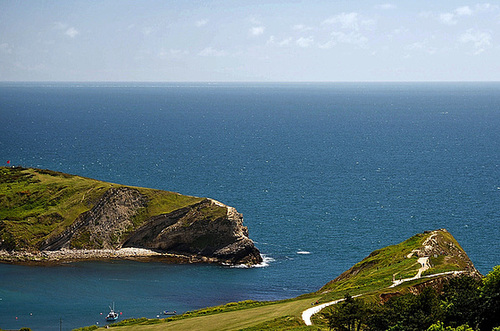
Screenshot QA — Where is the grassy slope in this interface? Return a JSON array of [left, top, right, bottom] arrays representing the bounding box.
[[0, 167, 204, 250], [102, 297, 320, 331], [89, 230, 470, 331], [318, 232, 427, 296]]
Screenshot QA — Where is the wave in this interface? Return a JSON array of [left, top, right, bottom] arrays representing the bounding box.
[[228, 254, 275, 269]]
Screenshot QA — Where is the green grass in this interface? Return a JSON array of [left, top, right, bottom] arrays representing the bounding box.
[[0, 167, 205, 250], [317, 230, 467, 299], [0, 167, 114, 249], [98, 297, 321, 331], [319, 233, 425, 296]]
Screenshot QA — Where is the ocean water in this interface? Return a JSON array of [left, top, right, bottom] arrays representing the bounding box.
[[0, 82, 499, 330]]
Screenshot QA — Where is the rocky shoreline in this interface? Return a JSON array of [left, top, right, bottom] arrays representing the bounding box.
[[0, 247, 248, 265]]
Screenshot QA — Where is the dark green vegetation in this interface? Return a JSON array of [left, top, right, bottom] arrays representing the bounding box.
[[322, 265, 500, 331], [0, 166, 203, 251]]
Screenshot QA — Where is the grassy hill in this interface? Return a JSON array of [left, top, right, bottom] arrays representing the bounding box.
[[1, 167, 263, 265], [0, 167, 203, 250], [74, 229, 482, 331]]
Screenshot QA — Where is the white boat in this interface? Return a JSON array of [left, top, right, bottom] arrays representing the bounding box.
[[106, 303, 119, 321]]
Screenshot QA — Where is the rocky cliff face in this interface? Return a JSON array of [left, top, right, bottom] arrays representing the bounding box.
[[123, 198, 262, 265], [41, 187, 147, 250], [40, 187, 262, 265]]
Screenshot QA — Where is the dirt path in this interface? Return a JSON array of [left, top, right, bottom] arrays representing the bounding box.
[[390, 256, 430, 287], [302, 295, 362, 326], [302, 299, 344, 326], [302, 266, 462, 326]]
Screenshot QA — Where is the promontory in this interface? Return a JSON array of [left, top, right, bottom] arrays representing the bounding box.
[[0, 167, 263, 265]]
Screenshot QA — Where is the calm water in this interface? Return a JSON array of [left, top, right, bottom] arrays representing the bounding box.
[[1, 82, 499, 330]]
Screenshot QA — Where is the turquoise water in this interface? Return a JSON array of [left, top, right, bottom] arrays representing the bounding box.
[[1, 83, 499, 330]]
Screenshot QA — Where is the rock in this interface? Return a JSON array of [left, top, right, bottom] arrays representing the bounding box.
[[123, 199, 263, 265], [41, 187, 147, 250], [34, 189, 262, 265]]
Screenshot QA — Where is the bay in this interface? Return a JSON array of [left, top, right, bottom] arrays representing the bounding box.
[[1, 82, 499, 330]]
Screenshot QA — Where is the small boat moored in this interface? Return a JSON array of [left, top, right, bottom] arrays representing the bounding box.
[[163, 310, 177, 315], [106, 303, 119, 322]]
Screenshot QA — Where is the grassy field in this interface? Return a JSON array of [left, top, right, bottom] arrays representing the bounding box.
[[0, 167, 203, 250], [103, 297, 322, 331]]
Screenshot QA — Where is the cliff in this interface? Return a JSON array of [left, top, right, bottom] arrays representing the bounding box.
[[0, 167, 262, 265]]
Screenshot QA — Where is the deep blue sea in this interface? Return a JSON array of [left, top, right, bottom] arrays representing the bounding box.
[[0, 82, 499, 330]]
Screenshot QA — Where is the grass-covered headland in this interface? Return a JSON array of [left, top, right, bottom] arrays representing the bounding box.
[[0, 166, 263, 266], [0, 166, 202, 251]]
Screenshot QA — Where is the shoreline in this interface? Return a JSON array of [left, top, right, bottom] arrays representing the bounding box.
[[0, 248, 227, 266]]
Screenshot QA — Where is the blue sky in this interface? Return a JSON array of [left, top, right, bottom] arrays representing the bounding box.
[[1, 0, 499, 81]]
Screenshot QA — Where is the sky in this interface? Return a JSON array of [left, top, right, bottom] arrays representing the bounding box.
[[0, 0, 499, 82]]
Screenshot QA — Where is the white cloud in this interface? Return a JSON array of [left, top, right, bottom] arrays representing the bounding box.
[[53, 22, 79, 38], [279, 38, 293, 46], [142, 27, 154, 36], [323, 12, 360, 30], [332, 31, 368, 47], [0, 43, 13, 54], [158, 49, 189, 59], [455, 6, 473, 16], [296, 36, 314, 48], [322, 12, 375, 33], [198, 47, 227, 57], [250, 26, 265, 36], [65, 27, 79, 38], [459, 29, 491, 55], [292, 24, 313, 32], [375, 3, 396, 10], [439, 13, 457, 25], [54, 22, 68, 30], [406, 41, 426, 50], [405, 40, 437, 54], [320, 31, 368, 49], [196, 19, 209, 27], [474, 3, 499, 12], [433, 3, 498, 26], [418, 11, 433, 19], [439, 6, 473, 25], [386, 27, 409, 40], [267, 36, 293, 47], [248, 17, 262, 25], [318, 40, 335, 49]]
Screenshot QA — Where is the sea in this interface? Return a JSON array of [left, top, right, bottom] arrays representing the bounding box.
[[0, 82, 499, 330]]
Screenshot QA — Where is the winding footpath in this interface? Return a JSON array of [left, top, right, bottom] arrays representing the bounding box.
[[302, 299, 343, 326], [302, 265, 463, 326], [302, 231, 465, 326], [302, 295, 362, 326]]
